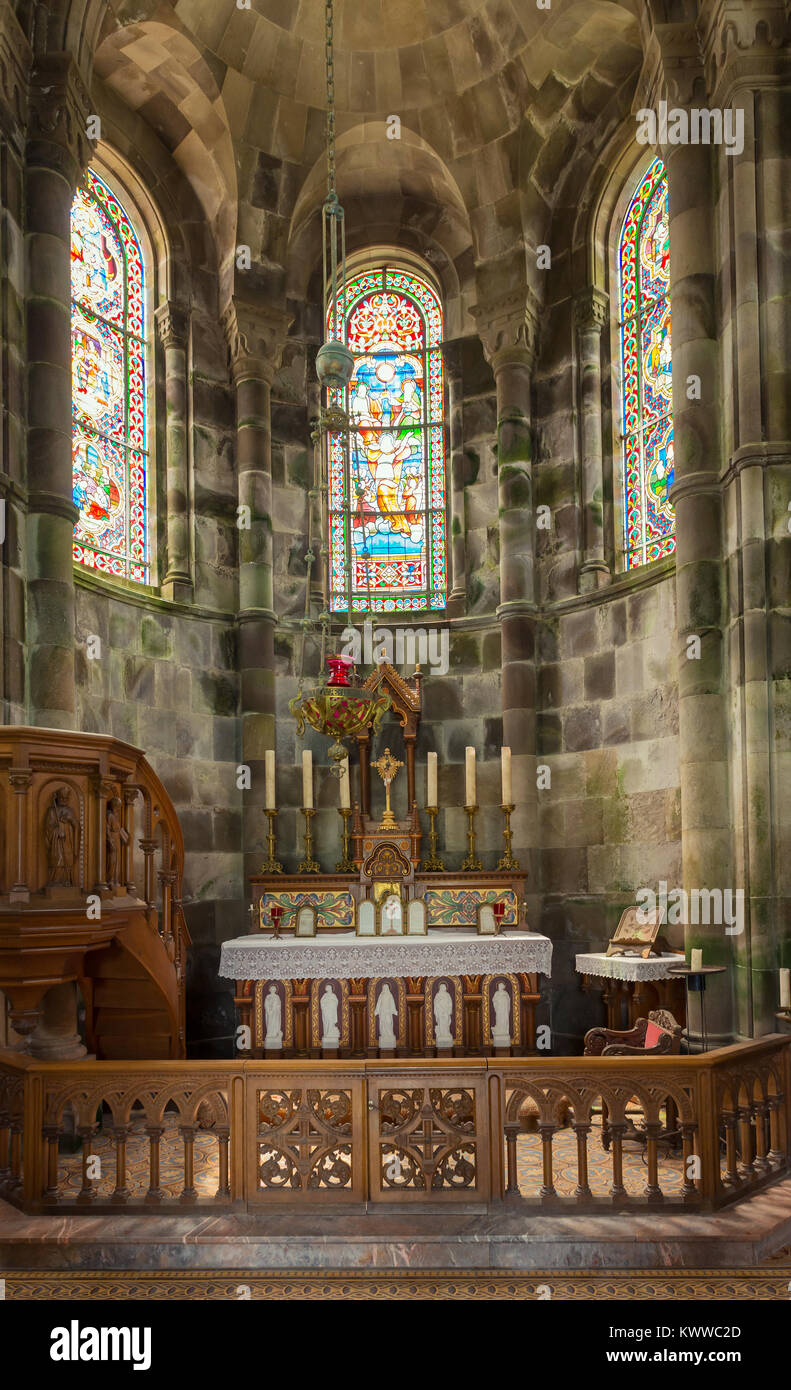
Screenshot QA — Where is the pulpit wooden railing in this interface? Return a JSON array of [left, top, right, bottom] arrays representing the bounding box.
[[1, 1037, 788, 1213]]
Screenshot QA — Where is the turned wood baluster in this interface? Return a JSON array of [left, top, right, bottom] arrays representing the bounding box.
[[140, 838, 158, 908], [609, 1121, 626, 1200], [112, 1127, 130, 1202], [538, 1123, 556, 1200], [722, 1111, 740, 1185], [767, 1098, 784, 1166], [77, 1126, 97, 1203], [145, 1126, 164, 1202], [681, 1124, 699, 1202], [179, 1126, 197, 1202], [504, 1122, 520, 1195], [216, 1132, 231, 1200], [752, 1102, 770, 1175], [738, 1106, 755, 1179], [644, 1122, 663, 1200], [123, 786, 138, 894], [8, 769, 32, 902], [43, 1125, 60, 1198], [573, 1122, 592, 1200]]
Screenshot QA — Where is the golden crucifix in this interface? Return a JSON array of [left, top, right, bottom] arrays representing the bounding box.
[[372, 747, 403, 829]]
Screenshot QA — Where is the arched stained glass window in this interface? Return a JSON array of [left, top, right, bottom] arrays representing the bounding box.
[[329, 266, 446, 613], [618, 157, 674, 569], [70, 169, 151, 583]]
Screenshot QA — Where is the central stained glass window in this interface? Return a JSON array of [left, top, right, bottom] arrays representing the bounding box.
[[329, 266, 446, 613], [70, 168, 150, 583], [619, 157, 675, 569]]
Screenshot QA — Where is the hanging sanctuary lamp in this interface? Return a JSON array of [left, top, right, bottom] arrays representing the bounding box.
[[289, 0, 389, 772]]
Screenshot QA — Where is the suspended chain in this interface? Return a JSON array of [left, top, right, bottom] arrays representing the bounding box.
[[325, 0, 336, 200]]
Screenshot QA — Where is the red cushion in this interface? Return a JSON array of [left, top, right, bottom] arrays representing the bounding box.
[[644, 1021, 669, 1049]]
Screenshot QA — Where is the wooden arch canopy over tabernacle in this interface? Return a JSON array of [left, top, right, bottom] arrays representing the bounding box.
[[356, 663, 422, 817]]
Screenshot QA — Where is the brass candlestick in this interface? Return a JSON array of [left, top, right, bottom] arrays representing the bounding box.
[[422, 806, 444, 871], [336, 807, 356, 872], [461, 804, 483, 871], [298, 807, 321, 873], [497, 803, 520, 870], [262, 809, 284, 873]]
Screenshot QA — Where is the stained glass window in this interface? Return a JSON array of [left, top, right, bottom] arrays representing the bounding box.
[[71, 169, 150, 582], [328, 266, 446, 613], [618, 157, 674, 569]]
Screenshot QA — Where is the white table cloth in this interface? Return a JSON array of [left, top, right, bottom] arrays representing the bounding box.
[[220, 930, 552, 982], [575, 951, 685, 982]]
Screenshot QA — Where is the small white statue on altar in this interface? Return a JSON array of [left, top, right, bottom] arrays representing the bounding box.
[[491, 982, 512, 1048], [375, 983, 398, 1049], [434, 983, 453, 1048], [264, 985, 283, 1050], [320, 985, 340, 1047]]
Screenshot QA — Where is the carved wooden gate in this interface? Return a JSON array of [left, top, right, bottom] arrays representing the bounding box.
[[246, 1065, 491, 1205]]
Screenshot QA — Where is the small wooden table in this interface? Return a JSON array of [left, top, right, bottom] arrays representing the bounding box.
[[576, 951, 687, 1030]]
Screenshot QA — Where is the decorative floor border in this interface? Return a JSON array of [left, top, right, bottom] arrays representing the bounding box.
[[3, 1269, 791, 1300]]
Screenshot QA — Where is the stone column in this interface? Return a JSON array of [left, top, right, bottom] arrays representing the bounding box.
[[442, 339, 466, 610], [24, 57, 90, 728], [224, 300, 290, 881], [574, 288, 610, 592], [155, 301, 192, 602], [475, 295, 539, 879]]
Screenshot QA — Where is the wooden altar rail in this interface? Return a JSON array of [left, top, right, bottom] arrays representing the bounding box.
[[1, 1036, 789, 1213]]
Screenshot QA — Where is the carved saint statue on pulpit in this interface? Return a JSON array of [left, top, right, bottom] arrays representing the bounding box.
[[434, 983, 453, 1048], [264, 985, 283, 1050], [375, 983, 398, 1049], [45, 785, 80, 886], [106, 795, 129, 887], [320, 984, 340, 1046]]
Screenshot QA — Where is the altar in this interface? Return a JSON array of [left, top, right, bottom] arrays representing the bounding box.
[[222, 930, 551, 1058]]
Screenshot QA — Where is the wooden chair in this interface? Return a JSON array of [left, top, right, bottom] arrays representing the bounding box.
[[583, 1009, 682, 1150]]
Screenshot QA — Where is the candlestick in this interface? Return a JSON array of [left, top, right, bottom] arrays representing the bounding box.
[[339, 755, 351, 809], [501, 746, 512, 805], [690, 948, 703, 973], [302, 749, 314, 809], [497, 803, 520, 870], [461, 804, 483, 871], [265, 749, 276, 810], [336, 807, 356, 873], [427, 751, 438, 808], [268, 903, 284, 939], [780, 968, 791, 1010], [262, 809, 284, 874], [422, 806, 444, 871], [464, 746, 476, 807], [298, 807, 320, 873]]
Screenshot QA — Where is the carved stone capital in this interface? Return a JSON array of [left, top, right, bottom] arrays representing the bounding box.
[[0, 5, 32, 146], [26, 54, 92, 181], [155, 301, 190, 351], [574, 288, 609, 335], [699, 0, 788, 98], [222, 298, 293, 386], [471, 291, 540, 371]]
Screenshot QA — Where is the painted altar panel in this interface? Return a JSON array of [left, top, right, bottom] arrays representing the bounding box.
[[423, 887, 518, 928], [259, 890, 354, 931]]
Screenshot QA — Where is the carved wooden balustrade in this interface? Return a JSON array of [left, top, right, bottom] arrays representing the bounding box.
[[1, 1036, 788, 1213], [0, 728, 189, 1058]]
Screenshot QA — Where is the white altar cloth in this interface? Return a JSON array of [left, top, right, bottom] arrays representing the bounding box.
[[575, 951, 684, 983], [220, 930, 552, 982]]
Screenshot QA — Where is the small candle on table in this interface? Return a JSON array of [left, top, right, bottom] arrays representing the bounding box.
[[780, 968, 791, 1010], [339, 755, 350, 809], [426, 751, 438, 807], [690, 948, 703, 972], [501, 746, 512, 805], [265, 749, 276, 810], [465, 746, 476, 807], [301, 749, 313, 809]]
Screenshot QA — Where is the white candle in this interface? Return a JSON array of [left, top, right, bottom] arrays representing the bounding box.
[[690, 948, 703, 972], [427, 751, 438, 808], [465, 747, 476, 807], [339, 755, 350, 809], [265, 749, 276, 810], [780, 968, 791, 1009], [301, 749, 313, 809], [501, 746, 512, 805]]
